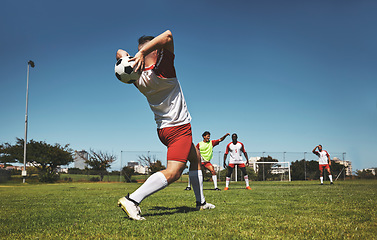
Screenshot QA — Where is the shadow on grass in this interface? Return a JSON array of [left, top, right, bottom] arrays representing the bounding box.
[[142, 206, 197, 217]]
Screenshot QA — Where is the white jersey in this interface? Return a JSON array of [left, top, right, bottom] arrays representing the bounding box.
[[135, 49, 191, 129], [316, 150, 330, 165], [225, 141, 246, 164]]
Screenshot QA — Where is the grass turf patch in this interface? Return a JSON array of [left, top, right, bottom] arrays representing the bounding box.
[[1, 180, 376, 239]]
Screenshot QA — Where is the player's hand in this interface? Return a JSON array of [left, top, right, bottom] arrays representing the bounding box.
[[116, 49, 130, 60], [223, 163, 227, 169], [130, 51, 145, 74]]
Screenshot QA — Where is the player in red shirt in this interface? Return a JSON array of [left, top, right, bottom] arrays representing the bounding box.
[[223, 133, 251, 190]]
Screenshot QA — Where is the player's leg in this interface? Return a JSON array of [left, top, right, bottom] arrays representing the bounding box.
[[119, 160, 185, 220], [185, 176, 191, 190], [205, 163, 219, 190], [326, 166, 333, 184], [240, 165, 251, 190], [224, 165, 234, 190], [319, 165, 324, 184], [188, 144, 215, 210]]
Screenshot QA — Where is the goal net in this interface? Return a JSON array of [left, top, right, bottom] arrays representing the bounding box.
[[248, 161, 291, 181]]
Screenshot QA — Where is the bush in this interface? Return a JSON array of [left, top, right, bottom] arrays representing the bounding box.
[[90, 177, 100, 182], [0, 168, 11, 183]]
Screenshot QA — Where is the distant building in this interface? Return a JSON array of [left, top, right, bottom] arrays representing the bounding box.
[[127, 161, 148, 174], [74, 150, 88, 170], [363, 168, 376, 175], [332, 157, 352, 176]]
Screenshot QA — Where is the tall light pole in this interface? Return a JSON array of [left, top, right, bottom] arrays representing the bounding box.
[[23, 60, 35, 183]]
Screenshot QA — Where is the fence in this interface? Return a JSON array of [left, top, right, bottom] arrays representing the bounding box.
[[116, 150, 348, 182]]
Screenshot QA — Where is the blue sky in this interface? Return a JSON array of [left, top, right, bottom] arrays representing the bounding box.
[[1, 0, 376, 172]]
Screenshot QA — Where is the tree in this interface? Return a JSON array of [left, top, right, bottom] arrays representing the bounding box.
[[0, 142, 21, 166], [85, 150, 116, 181], [1, 138, 73, 182], [122, 166, 135, 182], [291, 159, 345, 181], [137, 154, 166, 174], [355, 169, 377, 179]]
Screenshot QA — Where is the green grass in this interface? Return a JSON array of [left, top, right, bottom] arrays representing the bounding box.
[[1, 180, 376, 239]]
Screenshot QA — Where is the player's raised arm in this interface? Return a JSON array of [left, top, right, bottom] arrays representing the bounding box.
[[312, 146, 319, 156], [219, 133, 230, 142], [132, 30, 174, 73]]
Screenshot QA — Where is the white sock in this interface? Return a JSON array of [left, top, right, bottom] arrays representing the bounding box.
[[329, 175, 333, 182], [129, 172, 168, 204], [244, 175, 249, 187], [187, 177, 191, 187], [212, 175, 218, 189], [320, 177, 323, 184], [189, 170, 205, 205], [226, 177, 230, 188]]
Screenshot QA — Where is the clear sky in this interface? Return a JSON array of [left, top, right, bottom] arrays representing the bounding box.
[[1, 0, 376, 172]]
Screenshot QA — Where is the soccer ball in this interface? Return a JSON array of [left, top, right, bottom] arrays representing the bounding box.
[[114, 56, 140, 84]]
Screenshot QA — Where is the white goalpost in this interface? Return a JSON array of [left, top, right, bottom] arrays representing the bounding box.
[[249, 161, 291, 181]]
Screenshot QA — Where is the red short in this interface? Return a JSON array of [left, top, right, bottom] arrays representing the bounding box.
[[157, 123, 193, 163], [228, 163, 246, 168], [201, 161, 213, 168], [319, 164, 330, 171]]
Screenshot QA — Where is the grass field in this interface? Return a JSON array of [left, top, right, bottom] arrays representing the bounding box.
[[1, 180, 376, 239]]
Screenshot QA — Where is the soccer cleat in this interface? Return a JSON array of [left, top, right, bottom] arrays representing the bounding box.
[[117, 194, 145, 221], [246, 186, 252, 190], [184, 186, 191, 191], [196, 201, 216, 211], [224, 187, 229, 191], [330, 182, 334, 185], [214, 188, 221, 191]]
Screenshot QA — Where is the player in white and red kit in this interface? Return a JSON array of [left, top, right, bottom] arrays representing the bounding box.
[[116, 30, 215, 220], [223, 133, 251, 190], [312, 144, 333, 185]]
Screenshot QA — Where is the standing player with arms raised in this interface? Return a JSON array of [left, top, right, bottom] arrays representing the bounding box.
[[223, 133, 251, 190], [312, 144, 334, 185], [116, 30, 215, 220], [185, 131, 230, 191]]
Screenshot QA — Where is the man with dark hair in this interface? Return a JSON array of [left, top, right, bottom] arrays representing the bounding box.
[[223, 133, 251, 190], [185, 132, 229, 191], [312, 145, 333, 185], [116, 30, 215, 221]]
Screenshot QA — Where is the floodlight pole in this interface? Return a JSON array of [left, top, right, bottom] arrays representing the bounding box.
[[23, 60, 35, 183]]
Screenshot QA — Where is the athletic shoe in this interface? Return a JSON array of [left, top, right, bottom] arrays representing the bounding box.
[[184, 186, 191, 191], [214, 188, 221, 191], [224, 187, 229, 191], [320, 183, 324, 185], [246, 186, 252, 190], [117, 194, 145, 221], [330, 182, 334, 185], [196, 201, 216, 211]]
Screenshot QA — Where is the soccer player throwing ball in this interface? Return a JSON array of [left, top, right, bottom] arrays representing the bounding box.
[[185, 131, 230, 191], [223, 133, 251, 190], [116, 30, 215, 220], [312, 145, 334, 185]]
